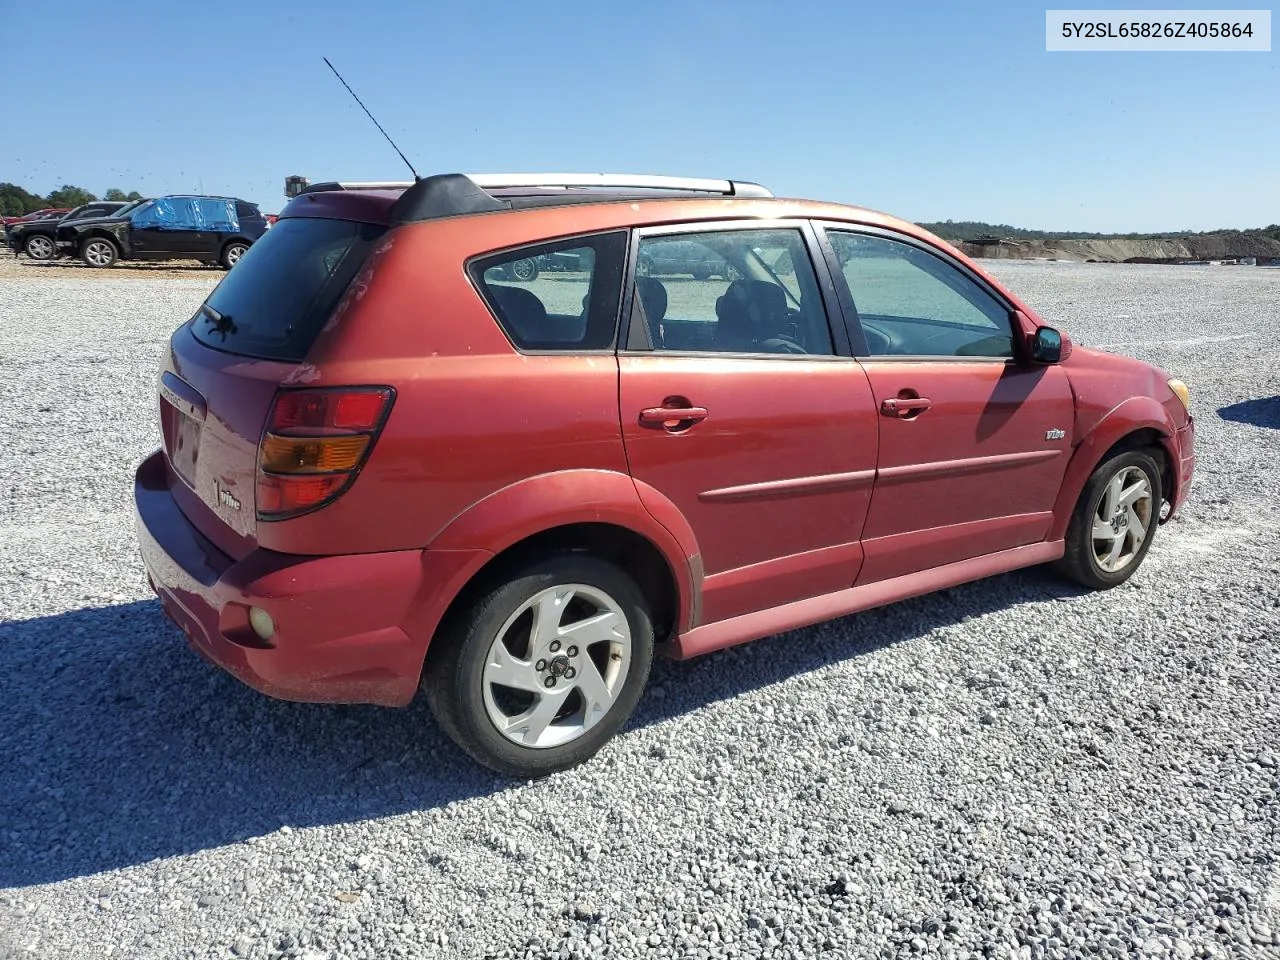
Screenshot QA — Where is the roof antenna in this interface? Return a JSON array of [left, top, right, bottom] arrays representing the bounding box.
[[323, 57, 420, 182]]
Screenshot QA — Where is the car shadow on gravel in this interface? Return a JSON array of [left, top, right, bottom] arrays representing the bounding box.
[[2, 568, 1087, 888], [0, 601, 496, 888], [1218, 396, 1280, 429]]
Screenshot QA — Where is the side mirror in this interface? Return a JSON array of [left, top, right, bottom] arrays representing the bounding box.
[[1030, 326, 1064, 364]]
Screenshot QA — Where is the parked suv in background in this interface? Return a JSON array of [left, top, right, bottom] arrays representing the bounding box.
[[58, 195, 268, 268], [135, 172, 1195, 778], [6, 200, 128, 260]]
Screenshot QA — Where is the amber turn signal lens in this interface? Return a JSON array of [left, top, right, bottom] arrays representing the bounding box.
[[260, 433, 370, 474], [1167, 379, 1191, 413]]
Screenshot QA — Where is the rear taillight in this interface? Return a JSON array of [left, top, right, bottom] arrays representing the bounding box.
[[256, 386, 394, 519]]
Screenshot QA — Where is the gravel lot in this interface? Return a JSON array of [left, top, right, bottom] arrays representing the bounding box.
[[1, 254, 1278, 960]]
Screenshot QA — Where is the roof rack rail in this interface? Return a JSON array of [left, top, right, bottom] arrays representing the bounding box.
[[296, 174, 772, 198], [467, 173, 772, 197]]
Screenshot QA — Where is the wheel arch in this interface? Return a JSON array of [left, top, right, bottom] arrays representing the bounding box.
[[408, 470, 701, 673], [1050, 398, 1178, 541]]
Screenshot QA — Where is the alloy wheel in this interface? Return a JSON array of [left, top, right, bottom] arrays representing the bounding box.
[[26, 236, 55, 260], [1091, 466, 1153, 573], [481, 582, 632, 749], [84, 240, 114, 267]]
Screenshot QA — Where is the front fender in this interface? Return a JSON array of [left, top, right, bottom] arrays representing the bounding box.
[[1048, 396, 1178, 540], [427, 469, 701, 631]]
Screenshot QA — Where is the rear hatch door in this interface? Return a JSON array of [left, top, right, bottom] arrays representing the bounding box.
[[158, 217, 386, 554]]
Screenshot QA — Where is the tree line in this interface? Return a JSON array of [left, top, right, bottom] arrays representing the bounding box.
[[0, 182, 144, 217], [918, 218, 1280, 244]]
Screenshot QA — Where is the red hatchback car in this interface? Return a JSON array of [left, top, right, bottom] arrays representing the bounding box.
[[135, 173, 1195, 776]]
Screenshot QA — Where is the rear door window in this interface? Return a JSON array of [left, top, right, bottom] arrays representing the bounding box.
[[190, 217, 385, 362], [469, 232, 627, 351]]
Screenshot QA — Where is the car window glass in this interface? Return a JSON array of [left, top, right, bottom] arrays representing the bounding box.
[[131, 199, 175, 229], [472, 232, 627, 351], [634, 229, 832, 356], [193, 198, 238, 231], [235, 201, 258, 220], [828, 231, 1013, 359]]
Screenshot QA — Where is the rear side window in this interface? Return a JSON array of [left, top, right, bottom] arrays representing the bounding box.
[[470, 232, 627, 351], [235, 201, 259, 220], [190, 217, 385, 361]]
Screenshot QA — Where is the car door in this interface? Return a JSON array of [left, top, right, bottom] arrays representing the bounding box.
[[818, 226, 1075, 585], [128, 198, 198, 257], [618, 222, 879, 626]]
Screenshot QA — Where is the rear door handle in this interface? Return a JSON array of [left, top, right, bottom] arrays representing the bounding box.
[[639, 405, 709, 429], [880, 397, 932, 417]]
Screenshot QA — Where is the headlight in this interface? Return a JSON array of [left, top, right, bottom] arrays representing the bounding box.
[[1167, 378, 1191, 413]]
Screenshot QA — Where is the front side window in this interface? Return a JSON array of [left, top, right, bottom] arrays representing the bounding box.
[[633, 228, 833, 356], [471, 232, 626, 351], [828, 231, 1014, 358]]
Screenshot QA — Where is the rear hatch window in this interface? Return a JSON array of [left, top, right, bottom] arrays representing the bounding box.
[[190, 217, 384, 361]]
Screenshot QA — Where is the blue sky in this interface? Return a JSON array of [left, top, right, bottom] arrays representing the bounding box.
[[3, 1, 1276, 230]]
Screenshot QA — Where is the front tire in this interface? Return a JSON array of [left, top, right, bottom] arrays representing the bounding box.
[[24, 235, 57, 261], [1056, 449, 1162, 589], [80, 237, 118, 268], [423, 554, 654, 778], [508, 257, 539, 282]]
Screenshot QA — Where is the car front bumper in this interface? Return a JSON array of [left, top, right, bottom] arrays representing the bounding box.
[[134, 451, 484, 707], [1168, 417, 1195, 518]]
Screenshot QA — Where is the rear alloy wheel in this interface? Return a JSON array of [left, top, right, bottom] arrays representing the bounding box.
[[423, 555, 654, 778], [80, 238, 118, 268], [24, 235, 56, 261], [221, 242, 249, 270], [1056, 449, 1162, 589], [509, 257, 539, 282]]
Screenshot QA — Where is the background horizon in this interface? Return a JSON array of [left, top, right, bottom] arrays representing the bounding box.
[[3, 1, 1276, 230]]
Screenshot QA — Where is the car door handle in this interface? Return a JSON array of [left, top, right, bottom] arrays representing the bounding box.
[[880, 397, 932, 417], [639, 405, 709, 429]]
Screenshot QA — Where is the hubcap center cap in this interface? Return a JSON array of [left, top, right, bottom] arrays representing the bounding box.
[[547, 655, 570, 678]]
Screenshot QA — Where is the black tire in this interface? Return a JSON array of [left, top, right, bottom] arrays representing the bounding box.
[[1056, 448, 1162, 590], [508, 257, 539, 282], [80, 237, 118, 268], [423, 554, 654, 778], [690, 264, 711, 281], [220, 242, 249, 270], [24, 234, 57, 261]]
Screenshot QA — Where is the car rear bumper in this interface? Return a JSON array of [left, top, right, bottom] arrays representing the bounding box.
[[134, 451, 483, 707]]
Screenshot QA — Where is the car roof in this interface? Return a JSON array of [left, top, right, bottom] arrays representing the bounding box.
[[277, 173, 941, 250]]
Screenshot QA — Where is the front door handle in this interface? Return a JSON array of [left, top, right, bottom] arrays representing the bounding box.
[[639, 405, 709, 430], [880, 397, 932, 417]]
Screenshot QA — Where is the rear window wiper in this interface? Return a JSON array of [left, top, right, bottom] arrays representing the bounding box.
[[199, 303, 237, 340]]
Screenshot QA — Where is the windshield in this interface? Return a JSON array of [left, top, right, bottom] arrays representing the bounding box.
[[190, 217, 385, 362], [112, 199, 150, 221]]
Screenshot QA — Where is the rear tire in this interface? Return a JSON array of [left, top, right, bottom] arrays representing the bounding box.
[[423, 554, 654, 778], [24, 235, 57, 261], [220, 242, 249, 270], [1056, 449, 1162, 589], [80, 237, 118, 268]]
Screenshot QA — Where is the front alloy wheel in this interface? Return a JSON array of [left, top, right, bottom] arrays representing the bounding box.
[[1090, 465, 1153, 573], [81, 238, 117, 268], [1057, 449, 1162, 589], [424, 555, 654, 777]]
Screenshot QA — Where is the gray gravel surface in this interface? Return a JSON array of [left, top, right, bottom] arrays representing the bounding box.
[[1, 257, 1278, 960]]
